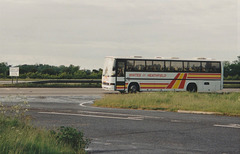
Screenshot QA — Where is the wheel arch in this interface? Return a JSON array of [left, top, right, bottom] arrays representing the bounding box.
[[186, 82, 198, 92], [128, 82, 140, 93]]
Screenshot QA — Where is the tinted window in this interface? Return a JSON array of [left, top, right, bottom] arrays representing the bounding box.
[[125, 59, 221, 73], [117, 61, 125, 77], [171, 61, 183, 72], [165, 61, 170, 71], [126, 60, 134, 71], [211, 62, 221, 73], [189, 62, 201, 72], [146, 61, 153, 71], [153, 61, 164, 72], [202, 62, 221, 73], [184, 61, 190, 72], [134, 60, 145, 71]]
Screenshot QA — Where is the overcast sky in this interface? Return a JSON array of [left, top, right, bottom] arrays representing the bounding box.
[[0, 0, 239, 69]]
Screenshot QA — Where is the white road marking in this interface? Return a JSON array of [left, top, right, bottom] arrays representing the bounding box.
[[171, 120, 183, 123], [79, 101, 94, 107], [77, 110, 166, 120], [79, 101, 165, 120], [214, 124, 240, 129], [78, 110, 141, 117], [38, 111, 144, 121]]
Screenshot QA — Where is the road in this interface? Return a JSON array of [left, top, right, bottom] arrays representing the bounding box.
[[0, 88, 239, 153]]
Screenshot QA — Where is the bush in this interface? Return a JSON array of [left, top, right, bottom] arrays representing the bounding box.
[[51, 126, 90, 153]]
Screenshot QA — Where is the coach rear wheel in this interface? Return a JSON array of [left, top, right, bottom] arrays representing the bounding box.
[[187, 83, 197, 92]]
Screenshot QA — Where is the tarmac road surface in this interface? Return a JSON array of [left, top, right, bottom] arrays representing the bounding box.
[[0, 88, 239, 96], [0, 88, 239, 154]]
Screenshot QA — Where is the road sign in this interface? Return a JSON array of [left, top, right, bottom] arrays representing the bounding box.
[[9, 67, 19, 77]]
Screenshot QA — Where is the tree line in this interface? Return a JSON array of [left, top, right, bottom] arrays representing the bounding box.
[[0, 56, 239, 80], [0, 63, 102, 79], [224, 56, 240, 80]]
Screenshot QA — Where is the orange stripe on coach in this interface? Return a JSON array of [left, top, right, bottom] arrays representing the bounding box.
[[166, 73, 180, 89], [187, 73, 221, 79], [179, 73, 188, 89]]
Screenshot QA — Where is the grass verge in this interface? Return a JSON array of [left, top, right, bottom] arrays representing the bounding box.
[[94, 92, 240, 116], [0, 116, 83, 154], [0, 102, 90, 154]]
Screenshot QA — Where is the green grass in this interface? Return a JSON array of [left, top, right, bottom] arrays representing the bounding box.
[[94, 92, 240, 116], [0, 116, 79, 154], [0, 101, 90, 154]]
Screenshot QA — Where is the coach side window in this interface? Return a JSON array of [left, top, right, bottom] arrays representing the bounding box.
[[202, 62, 209, 72], [126, 60, 134, 71], [134, 60, 145, 71], [202, 62, 220, 73], [184, 62, 190, 71], [146, 61, 153, 71], [153, 61, 164, 72], [189, 62, 201, 72], [165, 61, 170, 71], [211, 62, 221, 73], [171, 61, 183, 72]]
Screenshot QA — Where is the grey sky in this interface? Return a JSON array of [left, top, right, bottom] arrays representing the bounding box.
[[0, 0, 239, 69]]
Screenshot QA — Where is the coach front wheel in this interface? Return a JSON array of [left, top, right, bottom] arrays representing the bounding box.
[[128, 83, 139, 93]]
